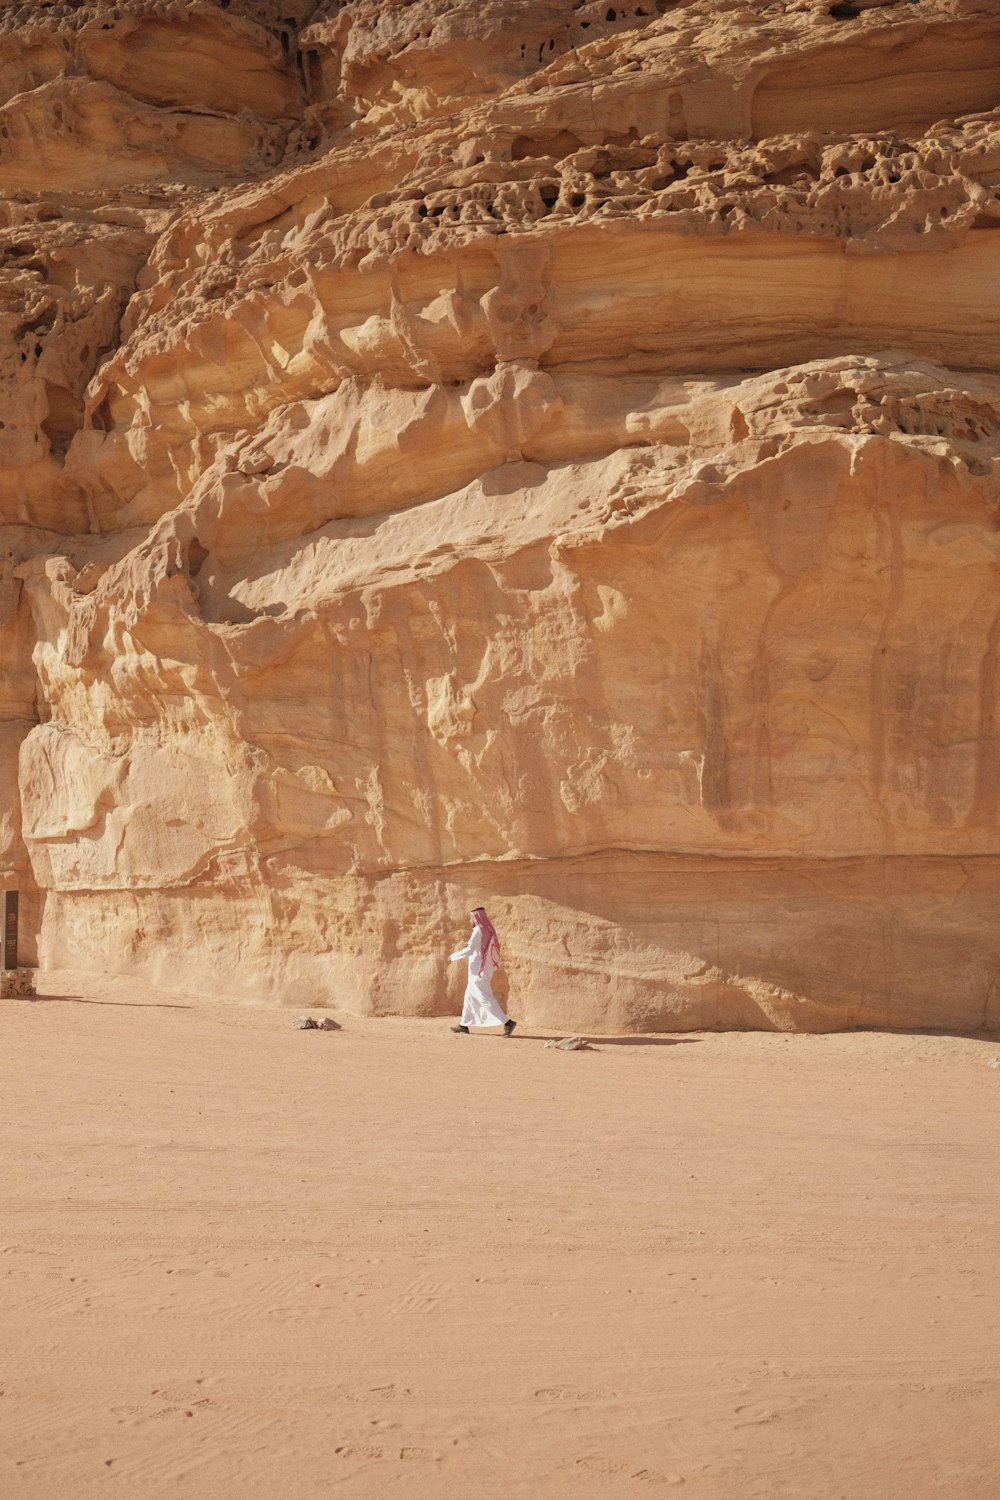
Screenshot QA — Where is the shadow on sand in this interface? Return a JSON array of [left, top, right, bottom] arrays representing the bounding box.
[[584, 1035, 702, 1048], [31, 995, 194, 1011], [512, 1032, 702, 1048]]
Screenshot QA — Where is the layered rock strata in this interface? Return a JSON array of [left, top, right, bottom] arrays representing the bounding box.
[[2, 0, 999, 1028]]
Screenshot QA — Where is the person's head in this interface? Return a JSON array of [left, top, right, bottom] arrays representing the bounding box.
[[469, 906, 501, 969]]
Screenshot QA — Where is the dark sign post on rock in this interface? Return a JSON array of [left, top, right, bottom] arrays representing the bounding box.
[[0, 892, 34, 997], [2, 890, 17, 971]]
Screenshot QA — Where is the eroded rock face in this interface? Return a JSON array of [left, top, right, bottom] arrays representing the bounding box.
[[2, 0, 999, 1028]]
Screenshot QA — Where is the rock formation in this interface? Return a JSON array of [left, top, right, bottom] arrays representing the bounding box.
[[2, 0, 999, 1030]]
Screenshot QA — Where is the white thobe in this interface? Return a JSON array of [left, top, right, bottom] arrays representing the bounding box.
[[450, 926, 509, 1028]]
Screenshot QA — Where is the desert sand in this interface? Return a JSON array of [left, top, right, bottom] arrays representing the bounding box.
[[3, 973, 999, 1499]]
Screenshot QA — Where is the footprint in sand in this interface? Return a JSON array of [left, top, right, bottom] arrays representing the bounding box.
[[576, 1457, 682, 1485], [335, 1443, 383, 1461], [577, 1456, 627, 1477], [149, 1384, 210, 1408], [535, 1386, 615, 1402], [733, 1403, 782, 1427], [390, 1275, 445, 1314], [333, 1441, 441, 1463]]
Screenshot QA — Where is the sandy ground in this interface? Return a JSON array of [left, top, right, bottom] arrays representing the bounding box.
[[2, 972, 1000, 1500]]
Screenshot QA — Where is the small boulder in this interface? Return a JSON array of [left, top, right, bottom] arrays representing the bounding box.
[[296, 1015, 318, 1030], [317, 1016, 341, 1031], [544, 1035, 590, 1051]]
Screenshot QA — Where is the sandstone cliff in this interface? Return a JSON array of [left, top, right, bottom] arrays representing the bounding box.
[[2, 0, 999, 1029]]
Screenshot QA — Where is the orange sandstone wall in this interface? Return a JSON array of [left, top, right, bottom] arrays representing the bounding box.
[[2, 0, 999, 1028]]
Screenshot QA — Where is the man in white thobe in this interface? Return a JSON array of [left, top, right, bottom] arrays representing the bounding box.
[[450, 907, 516, 1035]]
